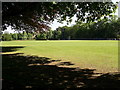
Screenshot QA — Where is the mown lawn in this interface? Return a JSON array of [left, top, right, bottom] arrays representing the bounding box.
[[1, 40, 118, 73]]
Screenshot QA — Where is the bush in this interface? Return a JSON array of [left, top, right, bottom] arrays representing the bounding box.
[[2, 33, 12, 41], [22, 31, 28, 40], [12, 33, 18, 40], [27, 33, 33, 40], [36, 33, 47, 40]]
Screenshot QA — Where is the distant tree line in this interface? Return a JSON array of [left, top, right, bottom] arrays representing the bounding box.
[[1, 30, 61, 41], [1, 31, 33, 41], [55, 17, 120, 40], [1, 17, 120, 41]]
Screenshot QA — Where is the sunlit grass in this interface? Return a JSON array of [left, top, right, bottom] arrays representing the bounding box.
[[1, 40, 118, 73]]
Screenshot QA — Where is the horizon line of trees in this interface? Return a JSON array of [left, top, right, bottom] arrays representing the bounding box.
[[1, 17, 120, 41]]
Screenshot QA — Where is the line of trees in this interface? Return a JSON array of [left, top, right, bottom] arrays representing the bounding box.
[[1, 30, 62, 41], [55, 17, 120, 40], [2, 31, 33, 41], [1, 17, 120, 41]]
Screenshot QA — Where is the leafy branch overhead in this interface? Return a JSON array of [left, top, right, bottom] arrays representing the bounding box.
[[2, 2, 117, 31]]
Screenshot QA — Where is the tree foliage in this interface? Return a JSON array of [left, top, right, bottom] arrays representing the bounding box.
[[55, 17, 120, 40], [27, 33, 33, 40], [36, 33, 47, 40], [2, 2, 117, 31], [12, 33, 18, 40], [2, 17, 120, 41], [46, 30, 53, 40], [22, 31, 28, 40], [2, 33, 12, 41]]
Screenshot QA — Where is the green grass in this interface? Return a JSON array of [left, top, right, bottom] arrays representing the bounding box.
[[1, 40, 118, 73]]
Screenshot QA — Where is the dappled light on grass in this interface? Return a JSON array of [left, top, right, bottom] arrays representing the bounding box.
[[1, 43, 119, 89], [2, 52, 120, 89]]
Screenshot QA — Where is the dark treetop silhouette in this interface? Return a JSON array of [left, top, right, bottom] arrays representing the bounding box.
[[2, 2, 117, 31]]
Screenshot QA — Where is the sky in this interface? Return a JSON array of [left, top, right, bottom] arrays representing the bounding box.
[[4, 0, 120, 33]]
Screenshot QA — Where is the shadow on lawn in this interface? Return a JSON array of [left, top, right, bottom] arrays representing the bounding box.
[[2, 47, 120, 89], [0, 46, 25, 53]]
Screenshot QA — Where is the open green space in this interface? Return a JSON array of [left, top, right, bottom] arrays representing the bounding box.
[[1, 40, 118, 73]]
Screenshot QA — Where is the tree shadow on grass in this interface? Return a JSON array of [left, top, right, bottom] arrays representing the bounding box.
[[2, 47, 120, 89], [0, 46, 25, 53]]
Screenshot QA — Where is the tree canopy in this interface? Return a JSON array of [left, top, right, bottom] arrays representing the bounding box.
[[2, 2, 117, 31]]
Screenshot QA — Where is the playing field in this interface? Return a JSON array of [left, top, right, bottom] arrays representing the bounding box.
[[1, 40, 118, 73]]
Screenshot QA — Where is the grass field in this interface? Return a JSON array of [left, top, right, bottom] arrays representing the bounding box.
[[1, 40, 118, 73]]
